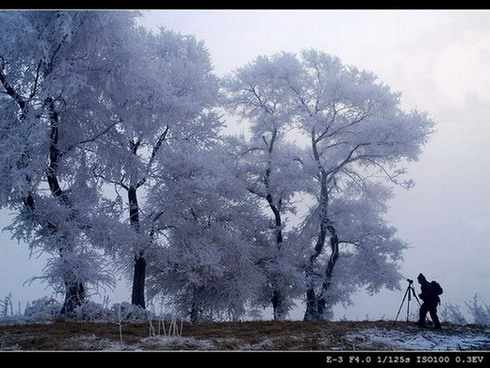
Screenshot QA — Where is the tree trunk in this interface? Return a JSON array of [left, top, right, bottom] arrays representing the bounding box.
[[60, 281, 85, 315], [190, 303, 199, 323], [317, 225, 339, 312], [272, 288, 287, 321], [190, 287, 204, 322], [131, 251, 146, 309], [47, 97, 86, 315], [303, 224, 340, 321], [303, 131, 337, 321], [303, 200, 329, 321], [304, 287, 321, 321], [2, 60, 86, 316], [266, 193, 287, 321], [128, 185, 146, 309]]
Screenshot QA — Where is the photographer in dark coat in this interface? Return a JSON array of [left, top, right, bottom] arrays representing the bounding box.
[[417, 273, 442, 329]]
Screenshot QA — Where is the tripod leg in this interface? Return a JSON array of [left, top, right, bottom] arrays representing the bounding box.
[[407, 294, 410, 323], [393, 287, 410, 326], [412, 287, 422, 306]]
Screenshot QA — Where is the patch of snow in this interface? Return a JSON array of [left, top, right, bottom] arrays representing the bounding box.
[[354, 326, 490, 351]]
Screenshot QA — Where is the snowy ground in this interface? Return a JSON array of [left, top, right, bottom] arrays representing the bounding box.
[[0, 320, 489, 351], [346, 325, 490, 351]]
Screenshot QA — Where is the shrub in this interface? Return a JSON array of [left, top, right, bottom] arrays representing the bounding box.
[[440, 302, 467, 324], [73, 301, 115, 321], [112, 302, 153, 321], [466, 294, 490, 326], [24, 297, 61, 320]]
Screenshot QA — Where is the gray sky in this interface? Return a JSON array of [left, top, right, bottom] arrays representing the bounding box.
[[1, 10, 489, 321]]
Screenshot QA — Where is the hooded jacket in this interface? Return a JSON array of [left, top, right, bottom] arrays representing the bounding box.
[[418, 273, 441, 304]]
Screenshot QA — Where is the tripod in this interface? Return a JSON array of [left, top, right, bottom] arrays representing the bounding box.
[[393, 279, 423, 326]]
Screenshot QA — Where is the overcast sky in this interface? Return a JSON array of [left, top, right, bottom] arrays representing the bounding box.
[[1, 9, 489, 321]]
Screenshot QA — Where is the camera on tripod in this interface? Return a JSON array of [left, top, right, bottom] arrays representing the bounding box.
[[393, 277, 422, 325]]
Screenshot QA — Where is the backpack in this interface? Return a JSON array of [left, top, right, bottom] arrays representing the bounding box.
[[431, 281, 443, 296]]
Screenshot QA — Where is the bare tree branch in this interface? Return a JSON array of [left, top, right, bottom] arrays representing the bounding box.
[[29, 60, 42, 99], [238, 147, 264, 156], [318, 141, 349, 157], [148, 125, 169, 168], [283, 77, 313, 117], [362, 157, 412, 188], [250, 84, 274, 115], [0, 67, 27, 111], [92, 167, 129, 191], [65, 119, 121, 153], [247, 187, 267, 199], [325, 143, 371, 178], [341, 167, 369, 191]]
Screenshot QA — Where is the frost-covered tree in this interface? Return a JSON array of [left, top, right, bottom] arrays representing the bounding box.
[[227, 50, 434, 321], [145, 140, 265, 322], [299, 182, 408, 318], [0, 11, 138, 314], [289, 50, 434, 320], [223, 55, 309, 320], [91, 27, 220, 308]]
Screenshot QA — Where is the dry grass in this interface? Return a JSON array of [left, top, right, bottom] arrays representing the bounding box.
[[0, 319, 485, 351]]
